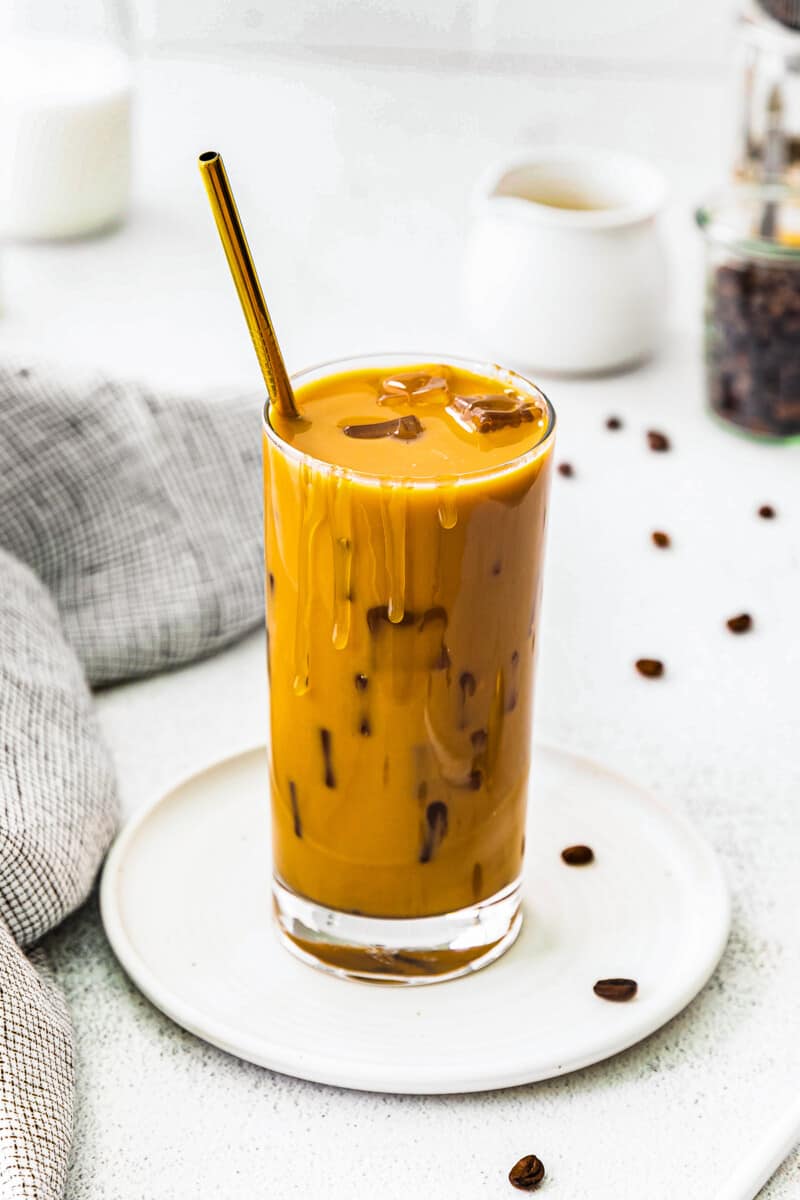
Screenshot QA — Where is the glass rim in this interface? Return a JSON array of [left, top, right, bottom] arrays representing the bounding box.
[[261, 351, 556, 488]]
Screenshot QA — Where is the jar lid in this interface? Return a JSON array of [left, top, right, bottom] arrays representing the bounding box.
[[696, 185, 800, 263]]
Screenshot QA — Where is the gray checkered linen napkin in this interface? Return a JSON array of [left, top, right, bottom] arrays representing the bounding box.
[[0, 362, 264, 1197]]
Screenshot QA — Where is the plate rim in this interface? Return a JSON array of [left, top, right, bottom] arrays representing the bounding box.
[[100, 742, 731, 1095]]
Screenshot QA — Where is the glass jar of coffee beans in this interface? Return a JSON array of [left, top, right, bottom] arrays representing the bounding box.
[[697, 186, 800, 440]]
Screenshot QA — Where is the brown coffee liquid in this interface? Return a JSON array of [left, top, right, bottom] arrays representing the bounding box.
[[264, 363, 553, 919]]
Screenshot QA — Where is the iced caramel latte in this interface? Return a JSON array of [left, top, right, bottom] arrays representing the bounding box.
[[263, 354, 554, 982]]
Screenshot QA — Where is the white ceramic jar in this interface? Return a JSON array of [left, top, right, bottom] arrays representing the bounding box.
[[0, 37, 133, 241], [463, 149, 668, 375], [0, 0, 133, 242]]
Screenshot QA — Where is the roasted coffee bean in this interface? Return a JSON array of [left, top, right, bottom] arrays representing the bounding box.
[[647, 430, 671, 452], [320, 728, 336, 788], [635, 658, 664, 678], [354, 672, 368, 691], [727, 612, 753, 634], [561, 844, 594, 866], [606, 415, 623, 430], [758, 504, 776, 519], [557, 462, 574, 477], [652, 530, 671, 548], [594, 977, 638, 1002], [508, 1154, 545, 1191], [288, 781, 302, 838]]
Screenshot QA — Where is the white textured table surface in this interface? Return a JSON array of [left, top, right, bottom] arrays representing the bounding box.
[[2, 51, 798, 1200]]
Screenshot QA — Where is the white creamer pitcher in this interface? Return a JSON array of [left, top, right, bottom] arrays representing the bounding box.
[[464, 149, 668, 375]]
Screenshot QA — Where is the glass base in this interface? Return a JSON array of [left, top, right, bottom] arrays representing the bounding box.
[[272, 877, 522, 985]]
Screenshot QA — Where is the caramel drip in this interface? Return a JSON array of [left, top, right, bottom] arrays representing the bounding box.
[[432, 518, 444, 605], [486, 666, 506, 781], [347, 492, 379, 617], [292, 463, 326, 695], [268, 444, 286, 574], [391, 487, 407, 623], [507, 649, 520, 712], [437, 486, 458, 530], [264, 445, 274, 600], [330, 472, 353, 650], [380, 483, 407, 624]]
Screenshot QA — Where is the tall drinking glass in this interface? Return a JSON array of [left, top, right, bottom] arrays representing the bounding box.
[[263, 353, 554, 983]]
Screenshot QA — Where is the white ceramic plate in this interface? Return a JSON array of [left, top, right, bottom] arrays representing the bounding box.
[[100, 745, 730, 1095]]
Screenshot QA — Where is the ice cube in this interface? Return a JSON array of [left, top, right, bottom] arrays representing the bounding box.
[[446, 393, 535, 434], [378, 372, 448, 405], [342, 414, 424, 440]]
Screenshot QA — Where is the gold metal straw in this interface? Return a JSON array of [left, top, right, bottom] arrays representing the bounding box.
[[198, 150, 299, 420]]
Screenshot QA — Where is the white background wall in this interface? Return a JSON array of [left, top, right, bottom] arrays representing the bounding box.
[[134, 0, 736, 71]]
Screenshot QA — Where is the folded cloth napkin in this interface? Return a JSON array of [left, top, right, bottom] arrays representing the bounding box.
[[0, 362, 264, 1197]]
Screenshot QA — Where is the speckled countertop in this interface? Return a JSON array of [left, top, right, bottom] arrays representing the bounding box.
[[4, 51, 798, 1200]]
